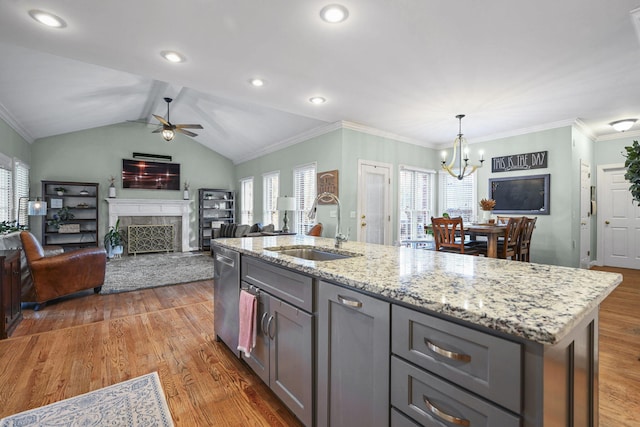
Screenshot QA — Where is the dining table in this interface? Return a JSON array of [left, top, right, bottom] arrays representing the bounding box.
[[465, 223, 506, 258], [424, 223, 507, 258]]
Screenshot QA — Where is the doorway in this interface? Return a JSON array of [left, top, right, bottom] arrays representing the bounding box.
[[579, 161, 591, 268], [357, 160, 392, 245], [597, 163, 640, 268]]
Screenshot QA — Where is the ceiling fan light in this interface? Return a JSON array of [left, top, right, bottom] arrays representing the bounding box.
[[609, 118, 637, 132], [28, 9, 66, 28], [160, 51, 185, 63], [162, 129, 175, 141]]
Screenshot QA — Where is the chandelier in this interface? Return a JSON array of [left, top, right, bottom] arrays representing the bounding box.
[[441, 114, 484, 180]]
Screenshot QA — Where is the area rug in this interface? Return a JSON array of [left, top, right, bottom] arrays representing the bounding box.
[[0, 372, 174, 427], [100, 251, 214, 294]]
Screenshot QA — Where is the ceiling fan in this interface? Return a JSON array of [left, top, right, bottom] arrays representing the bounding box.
[[152, 97, 203, 141]]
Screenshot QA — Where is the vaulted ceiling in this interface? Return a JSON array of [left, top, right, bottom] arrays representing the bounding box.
[[1, 1, 640, 164]]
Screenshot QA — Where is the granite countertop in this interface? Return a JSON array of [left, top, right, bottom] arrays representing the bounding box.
[[212, 235, 622, 345]]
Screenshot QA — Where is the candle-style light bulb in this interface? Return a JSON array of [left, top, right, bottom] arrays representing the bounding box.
[[479, 150, 484, 161]]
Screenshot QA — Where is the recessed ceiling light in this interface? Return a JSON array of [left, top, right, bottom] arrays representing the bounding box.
[[160, 51, 186, 63], [28, 9, 67, 28], [609, 118, 637, 132], [250, 78, 265, 87], [320, 4, 349, 23], [309, 96, 327, 105]]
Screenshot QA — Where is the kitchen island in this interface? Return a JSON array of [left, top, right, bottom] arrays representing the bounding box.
[[212, 235, 622, 427]]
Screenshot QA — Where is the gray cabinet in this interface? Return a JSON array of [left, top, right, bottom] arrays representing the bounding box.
[[317, 281, 390, 427], [391, 356, 520, 427], [241, 257, 314, 427]]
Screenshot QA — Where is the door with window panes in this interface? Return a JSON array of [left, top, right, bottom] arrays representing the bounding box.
[[399, 167, 435, 246]]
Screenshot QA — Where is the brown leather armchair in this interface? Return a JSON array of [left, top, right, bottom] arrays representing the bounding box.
[[20, 231, 107, 310]]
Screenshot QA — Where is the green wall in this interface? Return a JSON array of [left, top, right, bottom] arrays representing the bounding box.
[[468, 127, 575, 266], [8, 113, 636, 268], [0, 118, 31, 165], [30, 122, 235, 249]]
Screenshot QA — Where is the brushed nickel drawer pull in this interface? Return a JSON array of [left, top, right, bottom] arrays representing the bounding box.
[[423, 395, 470, 426], [425, 339, 472, 363], [267, 315, 275, 339], [260, 312, 269, 335], [337, 295, 363, 308]]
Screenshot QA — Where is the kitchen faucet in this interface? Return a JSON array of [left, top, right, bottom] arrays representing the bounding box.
[[307, 192, 348, 248]]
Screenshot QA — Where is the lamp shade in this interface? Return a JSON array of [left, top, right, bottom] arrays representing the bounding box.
[[28, 199, 47, 216], [277, 196, 296, 211]]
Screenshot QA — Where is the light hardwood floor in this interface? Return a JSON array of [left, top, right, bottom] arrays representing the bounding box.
[[0, 267, 638, 426]]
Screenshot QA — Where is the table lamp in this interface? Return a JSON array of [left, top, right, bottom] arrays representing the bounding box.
[[276, 196, 296, 233]]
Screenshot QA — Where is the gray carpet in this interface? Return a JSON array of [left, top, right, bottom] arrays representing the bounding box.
[[100, 251, 214, 294]]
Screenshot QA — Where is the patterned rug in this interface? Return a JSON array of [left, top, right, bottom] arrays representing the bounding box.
[[0, 372, 173, 427], [100, 251, 214, 294]]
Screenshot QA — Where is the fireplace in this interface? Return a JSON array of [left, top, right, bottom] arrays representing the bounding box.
[[105, 199, 191, 252]]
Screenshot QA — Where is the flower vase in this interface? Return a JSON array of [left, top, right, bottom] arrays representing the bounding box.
[[480, 210, 492, 224], [109, 185, 116, 198]]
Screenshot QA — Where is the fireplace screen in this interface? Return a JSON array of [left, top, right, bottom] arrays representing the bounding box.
[[122, 159, 180, 190]]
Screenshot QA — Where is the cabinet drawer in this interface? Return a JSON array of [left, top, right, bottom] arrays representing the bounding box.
[[392, 305, 521, 413], [391, 408, 420, 427], [391, 356, 520, 427], [241, 256, 313, 312]]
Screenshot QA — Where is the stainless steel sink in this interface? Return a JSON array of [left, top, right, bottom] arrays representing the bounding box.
[[265, 246, 361, 261]]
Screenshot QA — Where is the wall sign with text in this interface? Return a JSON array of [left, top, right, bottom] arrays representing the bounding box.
[[491, 151, 548, 173]]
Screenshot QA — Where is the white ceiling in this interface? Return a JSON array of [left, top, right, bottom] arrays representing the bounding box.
[[1, 1, 640, 164]]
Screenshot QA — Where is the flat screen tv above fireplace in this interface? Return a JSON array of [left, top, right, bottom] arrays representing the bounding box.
[[122, 159, 180, 190]]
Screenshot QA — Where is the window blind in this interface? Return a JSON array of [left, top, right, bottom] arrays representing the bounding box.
[[240, 177, 254, 225], [438, 171, 477, 223], [263, 171, 279, 226], [293, 163, 316, 234], [14, 160, 29, 226], [399, 166, 435, 241], [0, 167, 10, 222]]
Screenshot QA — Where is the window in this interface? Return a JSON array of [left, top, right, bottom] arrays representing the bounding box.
[[438, 171, 476, 223], [240, 177, 254, 225], [0, 164, 10, 222], [263, 171, 279, 226], [14, 160, 30, 226], [399, 166, 435, 241], [293, 163, 316, 234]]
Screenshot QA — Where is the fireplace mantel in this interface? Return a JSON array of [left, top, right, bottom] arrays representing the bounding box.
[[105, 198, 190, 252]]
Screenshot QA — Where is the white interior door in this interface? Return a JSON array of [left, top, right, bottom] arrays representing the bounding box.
[[579, 161, 591, 269], [598, 164, 640, 268], [357, 160, 391, 245]]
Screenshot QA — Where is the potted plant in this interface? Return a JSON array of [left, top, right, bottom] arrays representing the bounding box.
[[104, 218, 125, 258], [479, 198, 496, 224], [54, 186, 66, 196], [47, 206, 75, 230], [624, 140, 640, 205]]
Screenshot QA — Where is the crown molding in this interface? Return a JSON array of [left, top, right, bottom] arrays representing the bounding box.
[[0, 101, 34, 143], [434, 118, 580, 147], [573, 118, 597, 140], [234, 121, 342, 164], [339, 120, 436, 148], [596, 129, 640, 142]]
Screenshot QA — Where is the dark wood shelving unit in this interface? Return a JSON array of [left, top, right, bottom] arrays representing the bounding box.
[[41, 180, 99, 250]]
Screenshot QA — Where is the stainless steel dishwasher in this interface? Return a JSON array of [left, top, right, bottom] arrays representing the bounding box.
[[213, 245, 240, 357]]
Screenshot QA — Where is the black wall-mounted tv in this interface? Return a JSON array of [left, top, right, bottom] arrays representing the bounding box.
[[122, 159, 180, 190], [489, 174, 550, 215]]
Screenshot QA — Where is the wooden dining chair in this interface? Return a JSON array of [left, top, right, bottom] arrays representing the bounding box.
[[430, 216, 481, 255], [496, 216, 511, 225], [497, 216, 525, 260], [516, 217, 537, 262]]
